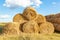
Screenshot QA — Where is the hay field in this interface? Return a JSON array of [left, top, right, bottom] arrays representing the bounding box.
[[0, 33, 60, 40], [0, 23, 60, 40]]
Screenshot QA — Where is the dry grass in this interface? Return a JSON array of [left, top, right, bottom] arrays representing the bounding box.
[[0, 33, 60, 40]]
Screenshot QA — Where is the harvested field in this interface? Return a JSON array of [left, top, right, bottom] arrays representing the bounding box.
[[0, 33, 60, 40]]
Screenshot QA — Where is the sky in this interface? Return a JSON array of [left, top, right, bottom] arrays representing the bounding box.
[[0, 0, 60, 22]]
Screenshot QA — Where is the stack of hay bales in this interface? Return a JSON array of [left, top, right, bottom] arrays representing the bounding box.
[[22, 7, 54, 34], [45, 13, 60, 32], [3, 7, 54, 35], [2, 20, 28, 35]]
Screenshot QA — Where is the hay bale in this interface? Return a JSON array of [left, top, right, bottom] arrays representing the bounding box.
[[34, 14, 46, 24], [39, 22, 54, 34], [23, 7, 37, 20], [19, 20, 28, 32], [19, 20, 28, 24], [53, 23, 60, 32], [13, 13, 25, 22], [23, 20, 39, 33], [2, 22, 21, 35]]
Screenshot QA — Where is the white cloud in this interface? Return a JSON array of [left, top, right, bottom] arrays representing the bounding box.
[[31, 0, 42, 6], [0, 14, 12, 22], [0, 14, 10, 19], [0, 19, 12, 22], [3, 0, 42, 8]]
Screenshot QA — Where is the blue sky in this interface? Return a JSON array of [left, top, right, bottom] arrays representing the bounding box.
[[0, 0, 60, 22]]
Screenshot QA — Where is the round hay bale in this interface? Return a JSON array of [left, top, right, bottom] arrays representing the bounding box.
[[19, 20, 28, 24], [13, 13, 25, 22], [53, 23, 60, 32], [23, 7, 37, 20], [34, 14, 46, 24], [19, 20, 28, 32], [23, 20, 39, 33], [2, 22, 20, 35], [39, 22, 54, 34]]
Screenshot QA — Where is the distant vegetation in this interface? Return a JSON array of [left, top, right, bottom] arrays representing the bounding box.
[[0, 23, 7, 26]]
